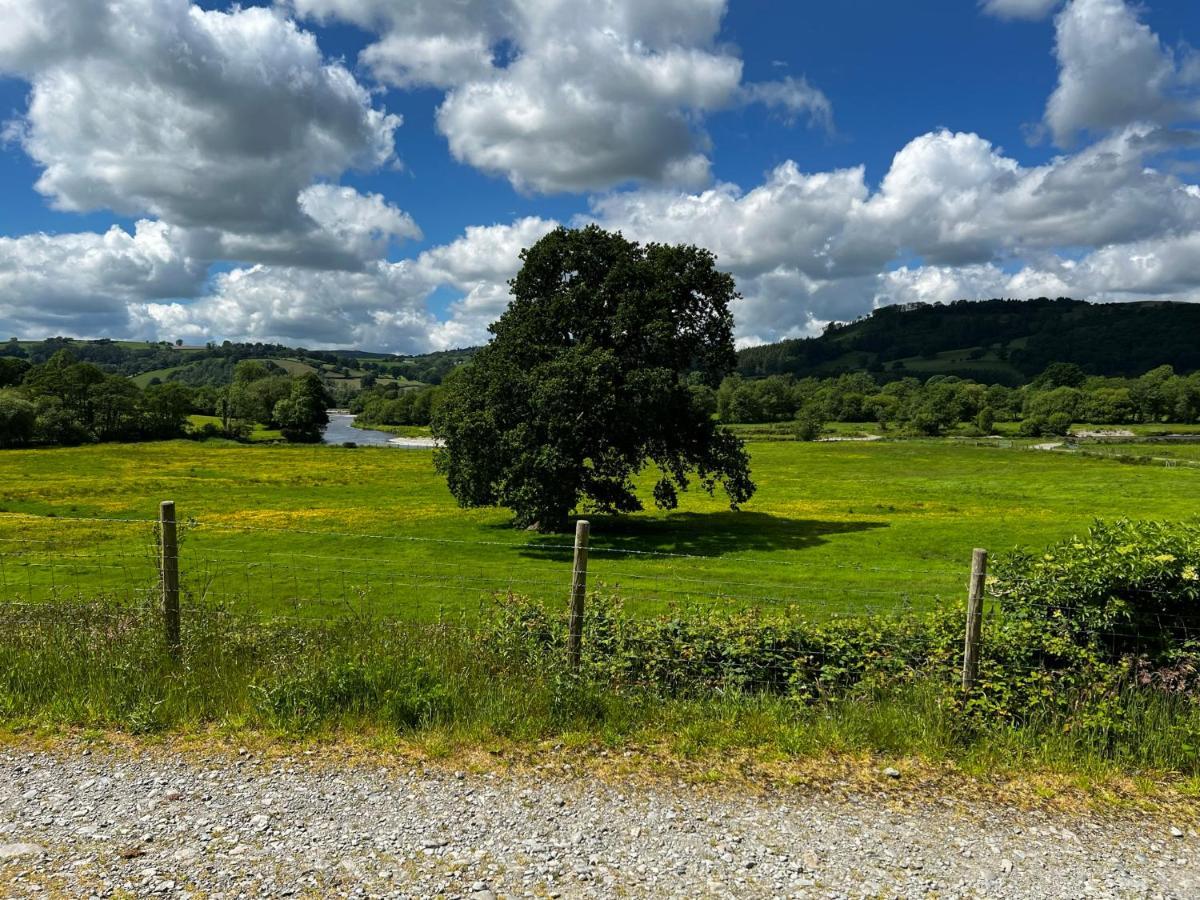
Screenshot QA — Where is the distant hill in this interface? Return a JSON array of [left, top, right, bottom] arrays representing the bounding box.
[[10, 297, 1198, 391], [0, 336, 479, 387], [736, 298, 1200, 385]]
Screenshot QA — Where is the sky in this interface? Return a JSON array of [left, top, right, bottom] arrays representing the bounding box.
[[2, 0, 1200, 353]]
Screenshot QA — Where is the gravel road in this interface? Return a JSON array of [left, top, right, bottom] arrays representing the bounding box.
[[0, 745, 1196, 898]]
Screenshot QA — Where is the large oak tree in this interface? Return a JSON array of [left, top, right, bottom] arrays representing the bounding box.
[[432, 225, 755, 530]]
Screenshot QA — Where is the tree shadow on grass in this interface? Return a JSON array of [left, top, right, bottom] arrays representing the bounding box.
[[505, 511, 887, 561]]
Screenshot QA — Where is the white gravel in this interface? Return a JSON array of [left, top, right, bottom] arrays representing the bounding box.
[[0, 745, 1196, 898]]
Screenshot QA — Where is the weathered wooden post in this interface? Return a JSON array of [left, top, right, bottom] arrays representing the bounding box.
[[160, 500, 181, 659], [961, 547, 988, 691], [567, 519, 590, 670]]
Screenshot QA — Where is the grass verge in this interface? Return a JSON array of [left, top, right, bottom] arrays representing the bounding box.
[[3, 597, 1199, 812]]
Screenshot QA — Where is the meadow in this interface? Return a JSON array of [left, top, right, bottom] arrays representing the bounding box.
[[0, 437, 1196, 621]]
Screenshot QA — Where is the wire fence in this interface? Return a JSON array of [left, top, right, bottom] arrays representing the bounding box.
[[0, 501, 1003, 693], [0, 506, 971, 621], [4, 502, 1193, 698]]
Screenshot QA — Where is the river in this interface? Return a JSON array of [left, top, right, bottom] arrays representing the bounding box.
[[321, 413, 412, 447]]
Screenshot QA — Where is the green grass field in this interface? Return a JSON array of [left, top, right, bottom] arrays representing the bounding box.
[[130, 365, 186, 387], [1065, 442, 1200, 463], [186, 414, 282, 442], [729, 419, 1200, 442], [0, 438, 1197, 621]]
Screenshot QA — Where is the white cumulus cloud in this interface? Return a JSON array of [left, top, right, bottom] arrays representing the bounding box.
[[0, 0, 407, 265], [589, 123, 1200, 344], [1046, 0, 1200, 145], [293, 0, 831, 193], [0, 220, 205, 337]]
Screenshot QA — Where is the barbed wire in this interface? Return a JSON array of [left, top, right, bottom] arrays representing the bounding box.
[[0, 511, 966, 576]]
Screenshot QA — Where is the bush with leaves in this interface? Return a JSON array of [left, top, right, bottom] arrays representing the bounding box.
[[990, 519, 1200, 661], [792, 407, 825, 442], [967, 519, 1200, 725], [481, 520, 1200, 732], [479, 592, 963, 700]]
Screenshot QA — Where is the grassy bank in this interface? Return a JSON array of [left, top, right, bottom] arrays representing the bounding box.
[[2, 598, 1199, 789], [351, 421, 432, 438]]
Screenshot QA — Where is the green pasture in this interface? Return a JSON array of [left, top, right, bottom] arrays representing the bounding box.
[[1064, 441, 1200, 463], [130, 365, 186, 387], [0, 439, 1196, 620], [1070, 423, 1200, 436], [186, 415, 281, 442], [728, 419, 1200, 442]]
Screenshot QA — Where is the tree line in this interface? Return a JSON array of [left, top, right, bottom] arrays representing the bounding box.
[[343, 358, 1200, 440], [350, 382, 442, 427], [0, 352, 331, 448], [712, 362, 1200, 437]]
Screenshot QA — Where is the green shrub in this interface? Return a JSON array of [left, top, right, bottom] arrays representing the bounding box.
[[1046, 412, 1072, 435], [976, 519, 1200, 725], [991, 519, 1200, 659], [792, 408, 825, 442], [481, 592, 963, 700], [1017, 416, 1047, 437], [973, 407, 996, 435]]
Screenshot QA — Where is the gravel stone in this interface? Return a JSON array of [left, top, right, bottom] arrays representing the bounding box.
[[0, 842, 44, 860], [0, 746, 1196, 898]]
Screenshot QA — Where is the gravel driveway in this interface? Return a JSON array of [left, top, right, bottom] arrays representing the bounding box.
[[0, 744, 1196, 898]]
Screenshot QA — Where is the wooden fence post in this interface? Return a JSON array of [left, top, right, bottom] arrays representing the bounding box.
[[961, 547, 988, 691], [160, 500, 181, 659], [567, 519, 590, 670]]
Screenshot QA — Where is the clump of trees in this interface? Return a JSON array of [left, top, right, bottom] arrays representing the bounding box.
[[0, 350, 193, 447], [351, 383, 441, 427], [192, 361, 331, 442], [711, 362, 1200, 437], [0, 351, 332, 448], [273, 373, 333, 442]]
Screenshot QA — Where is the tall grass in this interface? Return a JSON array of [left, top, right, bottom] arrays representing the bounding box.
[[2, 597, 1199, 779]]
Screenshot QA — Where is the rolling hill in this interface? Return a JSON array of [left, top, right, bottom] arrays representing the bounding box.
[[7, 298, 1199, 390], [736, 298, 1200, 384]]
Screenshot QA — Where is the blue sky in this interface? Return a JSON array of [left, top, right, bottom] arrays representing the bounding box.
[[2, 0, 1200, 351]]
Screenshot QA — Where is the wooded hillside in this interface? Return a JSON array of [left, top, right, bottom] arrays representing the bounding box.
[[736, 299, 1200, 384]]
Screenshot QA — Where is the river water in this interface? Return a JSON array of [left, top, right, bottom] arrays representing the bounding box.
[[321, 413, 404, 446]]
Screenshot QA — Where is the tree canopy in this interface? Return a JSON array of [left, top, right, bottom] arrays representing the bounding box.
[[273, 373, 332, 442], [431, 225, 755, 530]]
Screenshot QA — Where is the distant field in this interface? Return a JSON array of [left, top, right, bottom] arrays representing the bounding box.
[[727, 420, 1200, 441], [131, 365, 187, 387], [1067, 441, 1200, 463], [260, 357, 318, 377], [186, 414, 281, 442], [0, 439, 1196, 622]]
